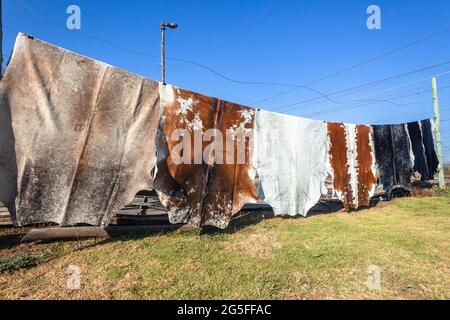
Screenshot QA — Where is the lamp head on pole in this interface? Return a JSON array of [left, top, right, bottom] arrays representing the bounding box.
[[161, 22, 178, 29], [160, 21, 178, 85]]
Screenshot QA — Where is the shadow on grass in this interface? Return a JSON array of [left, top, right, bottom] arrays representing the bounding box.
[[0, 199, 381, 249], [200, 186, 421, 235], [2, 185, 440, 276], [1, 185, 435, 249], [0, 226, 29, 251]]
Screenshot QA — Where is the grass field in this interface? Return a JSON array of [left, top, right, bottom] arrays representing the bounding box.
[[0, 188, 449, 300]]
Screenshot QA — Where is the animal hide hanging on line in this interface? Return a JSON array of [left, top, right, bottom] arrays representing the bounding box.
[[0, 33, 442, 229], [326, 123, 377, 210], [253, 110, 329, 216], [0, 34, 161, 226], [154, 84, 259, 229]]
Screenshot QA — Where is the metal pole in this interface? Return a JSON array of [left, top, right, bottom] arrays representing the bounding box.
[[161, 23, 166, 85], [432, 77, 446, 190]]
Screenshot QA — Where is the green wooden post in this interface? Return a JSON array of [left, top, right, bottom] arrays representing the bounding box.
[[432, 77, 446, 190]]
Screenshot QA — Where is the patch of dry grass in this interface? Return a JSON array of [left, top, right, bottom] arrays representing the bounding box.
[[0, 188, 449, 300], [222, 233, 283, 259]]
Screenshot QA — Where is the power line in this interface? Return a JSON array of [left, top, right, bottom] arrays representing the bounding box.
[[250, 24, 450, 106], [302, 70, 450, 117], [2, 24, 18, 32], [273, 62, 450, 112], [5, 21, 435, 125], [286, 89, 429, 111], [238, 0, 284, 29], [272, 63, 450, 113], [376, 106, 450, 124], [331, 86, 430, 107], [297, 83, 450, 115], [10, 0, 450, 116], [166, 56, 339, 103], [303, 70, 450, 116], [10, 0, 160, 59], [373, 84, 450, 102], [9, 0, 338, 103]]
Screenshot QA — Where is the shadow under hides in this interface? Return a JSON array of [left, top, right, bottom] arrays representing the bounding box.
[[0, 93, 18, 224]]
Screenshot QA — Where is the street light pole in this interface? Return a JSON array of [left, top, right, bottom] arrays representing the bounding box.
[[160, 23, 166, 84], [160, 21, 178, 85]]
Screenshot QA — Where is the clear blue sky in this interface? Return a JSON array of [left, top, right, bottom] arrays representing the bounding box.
[[2, 0, 450, 161]]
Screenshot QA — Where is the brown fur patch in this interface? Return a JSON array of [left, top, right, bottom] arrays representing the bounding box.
[[327, 123, 353, 210], [356, 125, 377, 207], [155, 86, 258, 228]]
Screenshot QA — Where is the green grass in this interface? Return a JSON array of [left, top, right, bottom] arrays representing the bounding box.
[[0, 250, 56, 273], [0, 189, 449, 299]]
